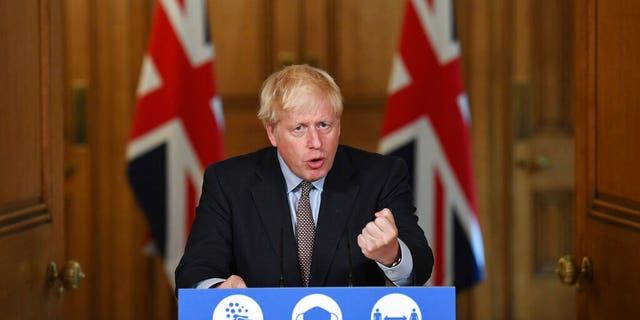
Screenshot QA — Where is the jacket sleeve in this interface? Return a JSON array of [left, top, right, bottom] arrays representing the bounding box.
[[175, 164, 234, 290], [379, 156, 434, 285]]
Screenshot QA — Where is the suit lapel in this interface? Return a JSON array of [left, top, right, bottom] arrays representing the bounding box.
[[310, 147, 359, 285], [250, 148, 301, 285]]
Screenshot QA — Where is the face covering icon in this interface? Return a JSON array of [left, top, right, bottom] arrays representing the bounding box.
[[295, 306, 338, 320]]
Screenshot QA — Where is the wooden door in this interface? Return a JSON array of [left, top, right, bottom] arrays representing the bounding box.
[[0, 0, 66, 318], [510, 0, 576, 318], [61, 1, 175, 319], [574, 0, 640, 318]]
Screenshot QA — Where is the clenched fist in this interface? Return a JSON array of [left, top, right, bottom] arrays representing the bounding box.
[[357, 208, 401, 266]]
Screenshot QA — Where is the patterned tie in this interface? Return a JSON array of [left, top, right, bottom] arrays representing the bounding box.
[[296, 181, 315, 286]]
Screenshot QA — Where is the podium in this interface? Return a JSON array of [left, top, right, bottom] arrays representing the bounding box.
[[178, 286, 455, 319]]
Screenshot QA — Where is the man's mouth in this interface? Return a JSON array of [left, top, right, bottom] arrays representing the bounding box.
[[307, 157, 324, 169]]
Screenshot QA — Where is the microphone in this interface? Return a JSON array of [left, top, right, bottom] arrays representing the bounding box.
[[279, 227, 285, 287], [344, 227, 354, 287]]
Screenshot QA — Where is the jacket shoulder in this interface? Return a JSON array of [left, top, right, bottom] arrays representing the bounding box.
[[338, 145, 404, 168], [203, 147, 276, 182]]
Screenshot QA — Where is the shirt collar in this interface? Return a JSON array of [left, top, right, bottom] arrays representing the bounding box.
[[276, 151, 325, 193]]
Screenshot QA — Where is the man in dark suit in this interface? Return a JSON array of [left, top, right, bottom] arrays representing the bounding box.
[[175, 65, 433, 289]]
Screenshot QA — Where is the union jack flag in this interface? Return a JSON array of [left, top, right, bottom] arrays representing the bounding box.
[[127, 0, 224, 287], [380, 0, 485, 290]]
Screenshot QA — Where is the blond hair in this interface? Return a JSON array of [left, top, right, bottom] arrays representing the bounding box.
[[257, 64, 343, 127]]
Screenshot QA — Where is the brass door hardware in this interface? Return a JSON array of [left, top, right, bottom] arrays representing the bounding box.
[[48, 260, 85, 293], [556, 255, 592, 289]]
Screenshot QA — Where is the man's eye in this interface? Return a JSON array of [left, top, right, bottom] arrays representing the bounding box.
[[317, 122, 331, 131], [291, 125, 305, 137]]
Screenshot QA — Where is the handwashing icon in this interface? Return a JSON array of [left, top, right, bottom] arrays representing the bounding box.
[[295, 306, 339, 320], [211, 294, 263, 320]]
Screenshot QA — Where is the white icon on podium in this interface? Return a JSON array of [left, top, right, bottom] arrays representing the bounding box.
[[371, 293, 422, 320], [291, 293, 342, 320], [211, 294, 263, 320]]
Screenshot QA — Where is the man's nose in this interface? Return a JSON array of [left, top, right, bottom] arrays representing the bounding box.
[[307, 128, 322, 148]]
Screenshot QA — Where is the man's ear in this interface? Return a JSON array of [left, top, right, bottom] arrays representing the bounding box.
[[266, 124, 278, 147]]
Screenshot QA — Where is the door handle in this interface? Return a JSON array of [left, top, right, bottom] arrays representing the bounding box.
[[48, 260, 85, 293], [555, 255, 592, 289], [515, 155, 551, 173]]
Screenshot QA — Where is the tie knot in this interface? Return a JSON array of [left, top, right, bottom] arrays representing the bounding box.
[[300, 181, 313, 197]]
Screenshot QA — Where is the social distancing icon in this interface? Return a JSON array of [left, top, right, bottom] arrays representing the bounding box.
[[371, 293, 422, 320]]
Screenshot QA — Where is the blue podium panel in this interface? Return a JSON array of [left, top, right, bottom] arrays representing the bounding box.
[[179, 287, 455, 320]]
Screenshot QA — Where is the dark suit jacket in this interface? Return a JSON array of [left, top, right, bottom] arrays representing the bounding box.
[[175, 145, 433, 289]]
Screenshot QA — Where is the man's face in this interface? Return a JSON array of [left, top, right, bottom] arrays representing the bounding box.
[[266, 90, 340, 182]]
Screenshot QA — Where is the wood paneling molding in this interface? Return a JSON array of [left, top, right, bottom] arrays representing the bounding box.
[[591, 198, 640, 230], [0, 202, 50, 237]]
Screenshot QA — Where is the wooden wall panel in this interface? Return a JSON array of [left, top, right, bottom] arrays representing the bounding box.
[[0, 0, 65, 317], [334, 0, 404, 98], [576, 1, 640, 317], [63, 0, 175, 319], [273, 0, 301, 68], [208, 0, 272, 158], [220, 98, 271, 158], [209, 0, 269, 97], [91, 1, 141, 319], [454, 0, 512, 318], [303, 0, 330, 69], [532, 0, 574, 131], [0, 0, 42, 208], [88, 1, 173, 319], [510, 0, 576, 316], [595, 1, 640, 206], [63, 0, 93, 318], [339, 98, 386, 152], [533, 190, 574, 273], [455, 1, 495, 318]]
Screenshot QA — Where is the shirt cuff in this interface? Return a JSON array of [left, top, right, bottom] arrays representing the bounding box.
[[377, 239, 413, 286], [195, 278, 226, 289]]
